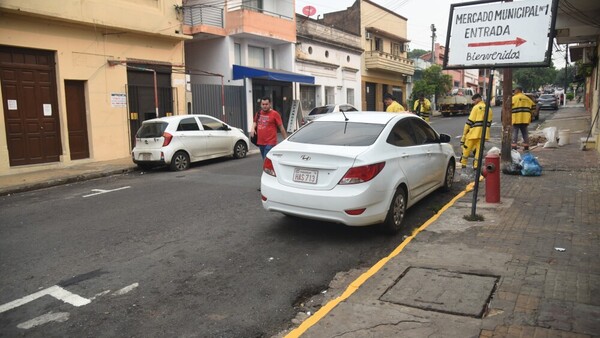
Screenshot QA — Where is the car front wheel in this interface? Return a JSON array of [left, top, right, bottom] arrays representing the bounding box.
[[170, 151, 190, 171], [233, 141, 248, 159], [442, 161, 455, 191], [380, 187, 407, 235]]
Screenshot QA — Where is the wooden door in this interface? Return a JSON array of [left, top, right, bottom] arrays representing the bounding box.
[[0, 46, 62, 166], [65, 80, 89, 160]]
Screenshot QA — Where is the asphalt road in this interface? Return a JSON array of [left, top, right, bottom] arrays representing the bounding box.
[[2, 107, 550, 337]]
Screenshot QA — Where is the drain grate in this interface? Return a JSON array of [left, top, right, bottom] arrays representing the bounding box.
[[380, 267, 498, 318]]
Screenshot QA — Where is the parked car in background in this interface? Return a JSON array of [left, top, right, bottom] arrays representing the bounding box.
[[494, 95, 503, 106], [301, 104, 358, 125], [132, 115, 249, 171], [537, 93, 559, 111], [261, 112, 456, 234], [524, 93, 540, 121]]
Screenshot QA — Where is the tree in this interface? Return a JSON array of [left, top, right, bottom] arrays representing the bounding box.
[[408, 49, 429, 59], [512, 66, 557, 92], [554, 64, 576, 88], [411, 65, 452, 101]]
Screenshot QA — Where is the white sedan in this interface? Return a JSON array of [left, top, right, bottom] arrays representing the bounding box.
[[260, 112, 456, 234], [132, 115, 249, 171]]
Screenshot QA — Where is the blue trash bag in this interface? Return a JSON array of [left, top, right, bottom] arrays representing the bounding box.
[[520, 152, 542, 176]]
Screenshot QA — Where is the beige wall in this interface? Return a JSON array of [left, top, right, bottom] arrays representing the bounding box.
[[0, 0, 184, 39], [0, 7, 187, 175]]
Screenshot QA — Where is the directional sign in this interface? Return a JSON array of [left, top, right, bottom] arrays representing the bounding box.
[[444, 0, 558, 69]]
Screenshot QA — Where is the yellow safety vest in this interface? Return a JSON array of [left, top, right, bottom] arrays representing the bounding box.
[[386, 101, 405, 113], [511, 92, 534, 124], [462, 101, 492, 141]]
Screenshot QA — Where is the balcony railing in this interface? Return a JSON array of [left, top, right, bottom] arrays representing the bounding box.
[[184, 5, 224, 28], [227, 4, 293, 20], [365, 50, 414, 76]]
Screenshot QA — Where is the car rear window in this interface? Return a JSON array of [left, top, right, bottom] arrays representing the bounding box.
[[136, 122, 168, 138], [288, 121, 385, 146], [540, 94, 554, 99], [308, 106, 334, 116]]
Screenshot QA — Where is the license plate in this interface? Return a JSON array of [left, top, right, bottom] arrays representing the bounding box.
[[141, 153, 151, 161], [293, 168, 318, 184]]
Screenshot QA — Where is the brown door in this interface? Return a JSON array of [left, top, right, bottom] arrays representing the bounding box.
[[65, 80, 89, 160], [0, 46, 62, 166]]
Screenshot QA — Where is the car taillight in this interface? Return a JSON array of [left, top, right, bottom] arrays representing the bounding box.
[[339, 162, 385, 185], [263, 158, 276, 176], [162, 132, 173, 146]]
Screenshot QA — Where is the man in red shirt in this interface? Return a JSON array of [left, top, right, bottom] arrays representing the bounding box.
[[250, 97, 288, 159]]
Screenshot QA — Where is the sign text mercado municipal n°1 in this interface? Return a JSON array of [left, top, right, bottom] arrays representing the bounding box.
[[444, 0, 558, 70]]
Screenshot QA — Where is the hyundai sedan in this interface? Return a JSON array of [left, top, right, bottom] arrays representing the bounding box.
[[260, 112, 456, 234], [132, 115, 249, 171]]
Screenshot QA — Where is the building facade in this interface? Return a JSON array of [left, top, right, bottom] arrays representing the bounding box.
[[295, 14, 363, 115], [183, 0, 313, 133], [318, 0, 414, 111], [0, 0, 189, 175]]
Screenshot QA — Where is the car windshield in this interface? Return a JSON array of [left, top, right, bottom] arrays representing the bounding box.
[[308, 106, 334, 116], [540, 94, 554, 99], [288, 121, 385, 146], [136, 122, 168, 138]]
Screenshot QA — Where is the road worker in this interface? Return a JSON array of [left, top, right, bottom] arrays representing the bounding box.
[[460, 93, 492, 169], [511, 86, 535, 151], [412, 94, 432, 122]]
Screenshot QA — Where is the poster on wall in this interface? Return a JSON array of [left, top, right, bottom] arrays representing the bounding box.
[[111, 93, 127, 108]]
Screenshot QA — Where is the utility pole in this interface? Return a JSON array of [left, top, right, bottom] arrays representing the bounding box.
[[430, 24, 436, 64]]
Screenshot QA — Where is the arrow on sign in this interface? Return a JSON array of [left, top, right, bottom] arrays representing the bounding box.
[[468, 37, 526, 48]]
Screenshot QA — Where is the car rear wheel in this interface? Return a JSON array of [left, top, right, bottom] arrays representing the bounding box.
[[233, 141, 247, 159], [442, 160, 455, 191], [170, 151, 190, 171], [380, 187, 407, 235]]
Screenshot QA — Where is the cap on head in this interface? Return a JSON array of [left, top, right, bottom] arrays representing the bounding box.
[[514, 86, 523, 92], [472, 93, 482, 100], [383, 93, 394, 100]]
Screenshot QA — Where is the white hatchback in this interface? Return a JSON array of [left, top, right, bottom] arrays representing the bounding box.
[[132, 115, 249, 171], [261, 112, 456, 234]]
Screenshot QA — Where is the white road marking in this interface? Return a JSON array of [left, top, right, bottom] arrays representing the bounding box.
[[113, 283, 139, 296], [17, 311, 70, 329], [0, 285, 90, 314], [83, 186, 131, 198], [90, 290, 111, 300]]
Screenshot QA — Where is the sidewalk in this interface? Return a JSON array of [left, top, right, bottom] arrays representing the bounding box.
[[281, 104, 600, 337]]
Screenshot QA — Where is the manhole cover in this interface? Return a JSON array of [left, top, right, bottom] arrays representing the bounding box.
[[380, 267, 498, 317]]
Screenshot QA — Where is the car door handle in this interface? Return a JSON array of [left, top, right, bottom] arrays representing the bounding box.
[[401, 154, 409, 158]]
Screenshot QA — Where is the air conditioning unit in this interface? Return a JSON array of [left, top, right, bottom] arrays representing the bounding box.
[[406, 76, 412, 83], [365, 32, 372, 40]]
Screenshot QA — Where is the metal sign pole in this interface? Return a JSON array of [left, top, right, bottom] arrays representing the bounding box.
[[471, 68, 495, 218]]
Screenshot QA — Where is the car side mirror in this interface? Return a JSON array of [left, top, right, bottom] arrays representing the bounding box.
[[439, 133, 451, 143], [221, 123, 231, 131]]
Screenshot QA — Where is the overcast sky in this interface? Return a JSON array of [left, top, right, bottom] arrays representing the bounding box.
[[294, 0, 567, 68]]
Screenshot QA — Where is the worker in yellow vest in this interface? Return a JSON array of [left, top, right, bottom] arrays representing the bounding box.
[[460, 93, 492, 169], [511, 86, 535, 151], [413, 94, 432, 122], [384, 93, 405, 112]]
